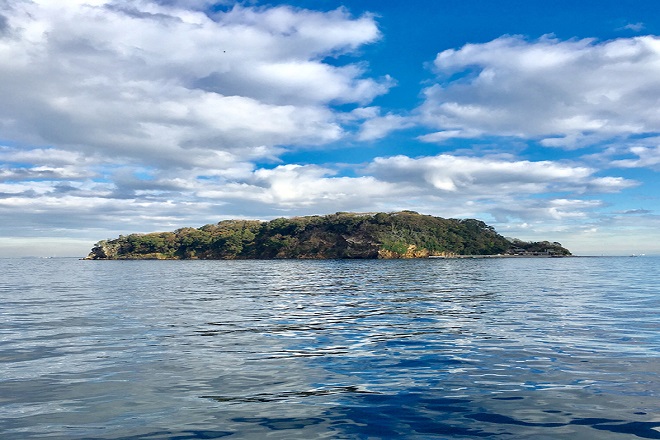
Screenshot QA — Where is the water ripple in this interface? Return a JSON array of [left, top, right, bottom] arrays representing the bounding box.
[[0, 257, 658, 439]]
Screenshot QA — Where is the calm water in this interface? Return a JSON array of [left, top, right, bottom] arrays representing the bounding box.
[[1, 257, 659, 439]]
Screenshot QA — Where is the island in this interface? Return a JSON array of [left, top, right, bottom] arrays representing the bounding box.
[[85, 211, 571, 260]]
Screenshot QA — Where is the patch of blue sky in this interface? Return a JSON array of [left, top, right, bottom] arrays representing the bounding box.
[[2, 161, 35, 169]]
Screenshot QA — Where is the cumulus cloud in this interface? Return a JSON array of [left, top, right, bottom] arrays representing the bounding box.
[[612, 144, 660, 169], [585, 136, 660, 170], [0, 166, 93, 182], [417, 129, 484, 143], [490, 198, 604, 223], [188, 154, 636, 226], [0, 192, 205, 236], [0, 146, 94, 167], [356, 111, 414, 141], [196, 164, 405, 213], [0, 150, 638, 254], [366, 154, 636, 195], [0, 13, 7, 36], [419, 35, 660, 147], [0, 1, 390, 169]]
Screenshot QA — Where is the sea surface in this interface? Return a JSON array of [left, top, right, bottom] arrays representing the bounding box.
[[1, 256, 659, 439]]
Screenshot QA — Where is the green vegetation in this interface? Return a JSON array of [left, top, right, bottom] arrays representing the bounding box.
[[505, 238, 572, 256], [85, 211, 571, 260]]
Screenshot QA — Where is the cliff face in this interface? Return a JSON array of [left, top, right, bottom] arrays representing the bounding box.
[[85, 211, 571, 260]]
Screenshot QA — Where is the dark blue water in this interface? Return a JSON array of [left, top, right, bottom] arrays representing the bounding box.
[[1, 257, 658, 439]]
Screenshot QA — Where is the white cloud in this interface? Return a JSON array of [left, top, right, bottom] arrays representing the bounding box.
[[621, 22, 645, 32], [612, 144, 660, 169], [0, 146, 94, 167], [366, 154, 636, 195], [418, 129, 484, 143], [419, 35, 660, 147], [0, 165, 93, 182], [357, 112, 414, 141], [197, 164, 403, 211], [544, 209, 660, 255], [585, 136, 660, 170], [490, 198, 604, 223], [0, 1, 390, 169], [0, 151, 639, 256]]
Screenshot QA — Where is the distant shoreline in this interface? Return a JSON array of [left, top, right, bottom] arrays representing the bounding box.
[[80, 254, 579, 261], [430, 254, 573, 259]]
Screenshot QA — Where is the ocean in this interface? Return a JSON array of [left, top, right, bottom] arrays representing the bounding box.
[[1, 256, 658, 439]]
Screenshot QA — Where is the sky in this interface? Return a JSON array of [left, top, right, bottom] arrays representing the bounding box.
[[1, 0, 660, 257]]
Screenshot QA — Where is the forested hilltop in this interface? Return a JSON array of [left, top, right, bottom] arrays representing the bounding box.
[[85, 211, 571, 260]]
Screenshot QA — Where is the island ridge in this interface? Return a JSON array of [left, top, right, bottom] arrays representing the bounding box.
[[85, 211, 571, 260]]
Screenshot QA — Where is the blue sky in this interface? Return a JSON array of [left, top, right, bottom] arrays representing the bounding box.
[[1, 0, 659, 256]]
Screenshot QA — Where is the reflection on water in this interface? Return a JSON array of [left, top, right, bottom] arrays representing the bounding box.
[[0, 257, 659, 439]]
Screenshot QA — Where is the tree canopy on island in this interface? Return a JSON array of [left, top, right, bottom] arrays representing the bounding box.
[[86, 211, 571, 259]]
